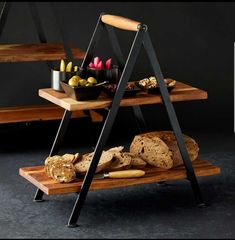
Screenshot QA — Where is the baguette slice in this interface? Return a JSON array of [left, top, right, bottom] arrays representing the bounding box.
[[45, 155, 63, 178], [49, 161, 76, 183]]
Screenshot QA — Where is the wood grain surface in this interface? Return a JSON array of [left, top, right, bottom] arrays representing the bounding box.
[[0, 104, 103, 123], [19, 159, 220, 195], [39, 80, 208, 111], [101, 14, 141, 31], [0, 43, 85, 62]]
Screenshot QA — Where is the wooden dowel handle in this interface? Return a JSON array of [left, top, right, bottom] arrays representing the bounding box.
[[108, 170, 145, 178], [101, 14, 141, 31]]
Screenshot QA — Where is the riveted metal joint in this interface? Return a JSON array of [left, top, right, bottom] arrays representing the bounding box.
[[137, 23, 148, 32]]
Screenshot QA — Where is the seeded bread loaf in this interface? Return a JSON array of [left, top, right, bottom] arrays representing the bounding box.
[[130, 131, 199, 169]]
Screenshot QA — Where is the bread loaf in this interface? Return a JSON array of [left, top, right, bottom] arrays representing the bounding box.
[[130, 131, 199, 169]]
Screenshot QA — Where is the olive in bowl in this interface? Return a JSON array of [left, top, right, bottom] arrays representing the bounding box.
[[61, 76, 105, 101]]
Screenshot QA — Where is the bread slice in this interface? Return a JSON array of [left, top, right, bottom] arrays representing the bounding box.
[[141, 131, 199, 167], [49, 161, 76, 183], [74, 150, 114, 174], [44, 155, 63, 178], [108, 152, 132, 171], [130, 131, 199, 169], [124, 152, 147, 169], [107, 146, 124, 153], [130, 135, 173, 169], [62, 153, 80, 164]]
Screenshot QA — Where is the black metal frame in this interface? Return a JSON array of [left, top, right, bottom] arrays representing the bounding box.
[[37, 13, 205, 227]]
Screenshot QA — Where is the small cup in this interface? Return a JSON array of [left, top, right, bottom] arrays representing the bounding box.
[[51, 69, 66, 92]]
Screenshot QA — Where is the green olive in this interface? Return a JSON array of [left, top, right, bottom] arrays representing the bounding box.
[[87, 77, 97, 85], [68, 76, 80, 87], [85, 83, 93, 87], [78, 79, 87, 87]]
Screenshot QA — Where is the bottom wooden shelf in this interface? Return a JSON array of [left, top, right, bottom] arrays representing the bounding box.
[[19, 159, 221, 195], [0, 104, 103, 124]]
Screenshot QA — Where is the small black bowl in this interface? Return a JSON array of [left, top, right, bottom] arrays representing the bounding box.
[[86, 65, 121, 84], [86, 67, 106, 83], [60, 81, 103, 101]]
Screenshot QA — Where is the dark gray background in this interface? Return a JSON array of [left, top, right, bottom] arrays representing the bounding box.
[[0, 2, 233, 132]]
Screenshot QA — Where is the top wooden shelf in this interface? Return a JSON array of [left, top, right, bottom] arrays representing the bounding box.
[[0, 43, 86, 62], [39, 80, 208, 112]]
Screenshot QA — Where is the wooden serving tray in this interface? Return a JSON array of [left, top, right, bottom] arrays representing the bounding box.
[[19, 159, 220, 195], [38, 80, 208, 111]]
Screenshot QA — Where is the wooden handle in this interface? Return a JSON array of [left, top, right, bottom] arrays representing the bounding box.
[[101, 14, 141, 31], [108, 170, 145, 178]]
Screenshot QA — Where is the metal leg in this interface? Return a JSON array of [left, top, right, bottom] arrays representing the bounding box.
[[132, 105, 148, 133], [34, 110, 72, 202], [81, 14, 105, 69], [143, 32, 205, 206], [0, 2, 10, 38], [28, 2, 54, 70], [66, 26, 146, 228], [49, 2, 74, 62], [83, 110, 96, 151], [105, 24, 147, 133]]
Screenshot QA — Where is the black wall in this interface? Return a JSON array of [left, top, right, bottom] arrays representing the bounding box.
[[0, 2, 234, 133]]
